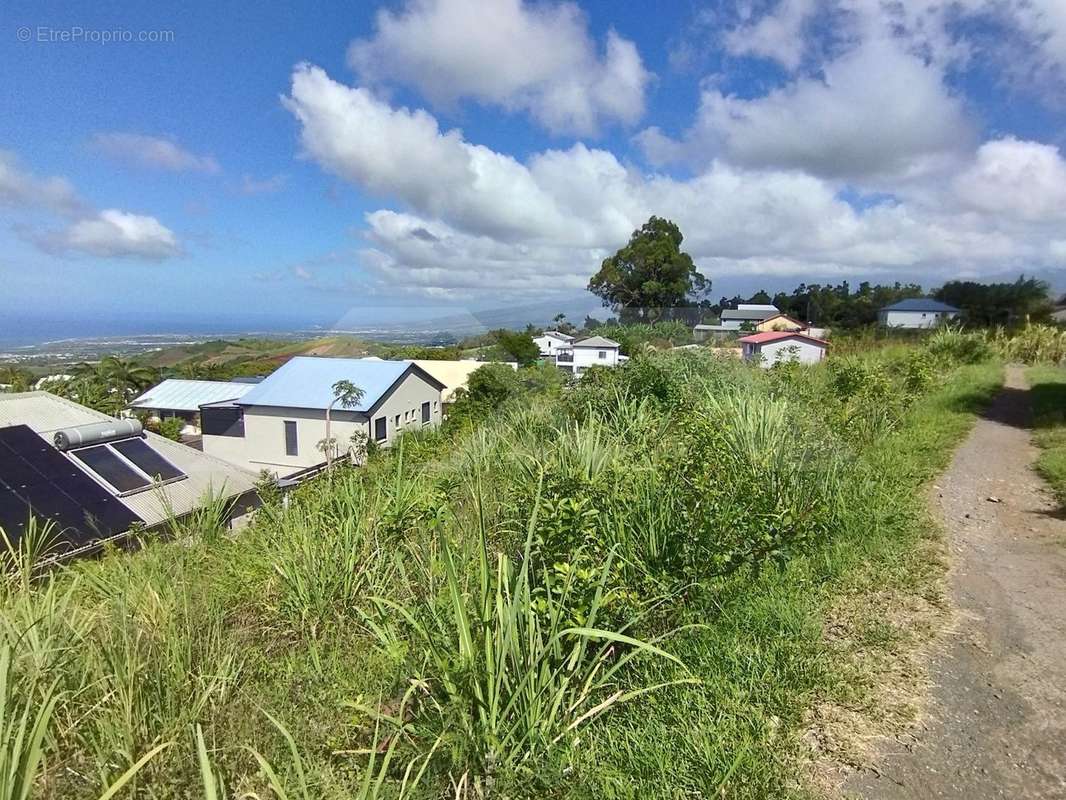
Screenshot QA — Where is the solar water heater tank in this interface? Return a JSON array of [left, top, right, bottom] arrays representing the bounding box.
[[53, 419, 143, 451]]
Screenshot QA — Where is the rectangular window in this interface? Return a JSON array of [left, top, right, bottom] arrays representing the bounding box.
[[374, 417, 387, 441], [421, 401, 430, 424], [201, 406, 243, 437], [284, 420, 298, 456], [598, 350, 607, 359]]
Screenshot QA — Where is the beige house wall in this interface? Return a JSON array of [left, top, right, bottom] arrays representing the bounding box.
[[202, 370, 443, 477]]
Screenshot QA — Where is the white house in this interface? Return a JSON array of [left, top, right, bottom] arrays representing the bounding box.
[[554, 336, 624, 376], [533, 331, 575, 357], [878, 298, 960, 329], [201, 357, 446, 477], [739, 331, 828, 367]]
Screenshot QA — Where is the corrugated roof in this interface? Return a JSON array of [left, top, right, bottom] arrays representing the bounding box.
[[236, 357, 441, 412], [539, 331, 574, 341], [129, 379, 257, 412], [572, 336, 620, 348], [739, 331, 828, 346], [880, 298, 960, 313], [0, 392, 258, 527], [721, 306, 781, 321]]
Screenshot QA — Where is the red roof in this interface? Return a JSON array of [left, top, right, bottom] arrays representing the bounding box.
[[738, 331, 829, 346]]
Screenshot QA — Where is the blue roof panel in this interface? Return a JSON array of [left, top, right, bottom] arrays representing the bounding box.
[[236, 357, 412, 412], [881, 298, 960, 312]]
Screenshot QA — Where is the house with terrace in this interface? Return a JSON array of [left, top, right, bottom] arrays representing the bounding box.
[[201, 357, 445, 478], [553, 336, 625, 376], [533, 330, 575, 357]]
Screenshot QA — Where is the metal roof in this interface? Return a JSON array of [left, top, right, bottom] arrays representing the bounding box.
[[538, 331, 574, 341], [0, 392, 258, 528], [739, 331, 829, 346], [129, 379, 257, 412], [236, 357, 443, 412], [572, 336, 620, 348], [721, 306, 782, 321], [880, 298, 960, 313]]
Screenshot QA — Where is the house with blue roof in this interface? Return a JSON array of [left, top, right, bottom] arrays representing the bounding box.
[[201, 357, 446, 477], [878, 298, 960, 329]]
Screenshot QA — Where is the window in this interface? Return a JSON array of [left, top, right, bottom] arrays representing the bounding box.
[[201, 406, 243, 437], [598, 350, 607, 359], [374, 417, 387, 441], [284, 421, 298, 456], [421, 401, 430, 424], [433, 401, 439, 411]]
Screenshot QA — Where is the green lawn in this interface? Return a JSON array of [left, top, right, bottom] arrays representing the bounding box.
[[1026, 365, 1066, 507]]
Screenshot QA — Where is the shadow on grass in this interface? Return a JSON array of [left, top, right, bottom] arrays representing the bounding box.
[[1029, 380, 1066, 430]]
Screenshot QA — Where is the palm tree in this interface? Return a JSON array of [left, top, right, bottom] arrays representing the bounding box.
[[324, 379, 364, 468], [98, 357, 157, 402]]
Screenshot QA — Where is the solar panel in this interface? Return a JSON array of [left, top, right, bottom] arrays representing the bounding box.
[[0, 425, 142, 554], [111, 438, 185, 482], [70, 445, 151, 494]]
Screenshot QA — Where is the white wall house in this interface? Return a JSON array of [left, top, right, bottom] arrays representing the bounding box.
[[533, 331, 574, 357], [878, 298, 960, 329], [739, 331, 828, 368], [554, 336, 624, 376], [201, 357, 445, 477]]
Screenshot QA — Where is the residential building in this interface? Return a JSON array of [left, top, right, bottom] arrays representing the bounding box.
[[694, 304, 783, 340], [739, 331, 828, 367], [878, 298, 960, 329], [410, 359, 516, 415], [554, 336, 624, 376], [754, 313, 807, 333], [128, 378, 260, 434], [201, 357, 446, 477], [533, 330, 575, 357], [0, 392, 259, 558]]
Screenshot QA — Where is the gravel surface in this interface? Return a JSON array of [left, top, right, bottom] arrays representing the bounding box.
[[847, 365, 1066, 799]]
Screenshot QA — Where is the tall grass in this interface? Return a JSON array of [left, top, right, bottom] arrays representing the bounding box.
[[0, 340, 1002, 798]]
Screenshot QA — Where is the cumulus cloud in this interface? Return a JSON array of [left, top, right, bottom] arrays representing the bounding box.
[[0, 150, 84, 215], [41, 210, 180, 260], [1, 150, 182, 261], [346, 0, 649, 135], [954, 137, 1066, 222], [90, 132, 220, 173], [285, 65, 1062, 299], [638, 37, 975, 181]]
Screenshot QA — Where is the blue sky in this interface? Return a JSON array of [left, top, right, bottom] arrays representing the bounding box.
[[2, 0, 1066, 333]]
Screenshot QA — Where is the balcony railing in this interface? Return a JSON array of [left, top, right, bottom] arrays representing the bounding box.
[[555, 351, 574, 363]]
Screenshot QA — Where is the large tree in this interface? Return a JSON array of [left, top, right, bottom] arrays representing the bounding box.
[[588, 217, 709, 321]]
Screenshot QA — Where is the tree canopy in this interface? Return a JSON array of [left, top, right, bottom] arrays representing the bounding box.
[[491, 330, 540, 366], [933, 276, 1051, 326], [588, 217, 709, 321]]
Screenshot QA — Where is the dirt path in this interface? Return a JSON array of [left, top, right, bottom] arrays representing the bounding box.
[[846, 365, 1066, 799]]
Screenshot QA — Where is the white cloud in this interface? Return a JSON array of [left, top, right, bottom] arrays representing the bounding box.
[[43, 210, 180, 259], [954, 137, 1066, 222], [285, 65, 1062, 299], [639, 37, 975, 180], [724, 0, 820, 70], [346, 0, 650, 135], [90, 132, 220, 173], [239, 173, 287, 195], [0, 150, 84, 215]]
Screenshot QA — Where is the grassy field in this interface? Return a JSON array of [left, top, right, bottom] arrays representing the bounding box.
[[0, 339, 1002, 800], [1026, 365, 1066, 507]]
